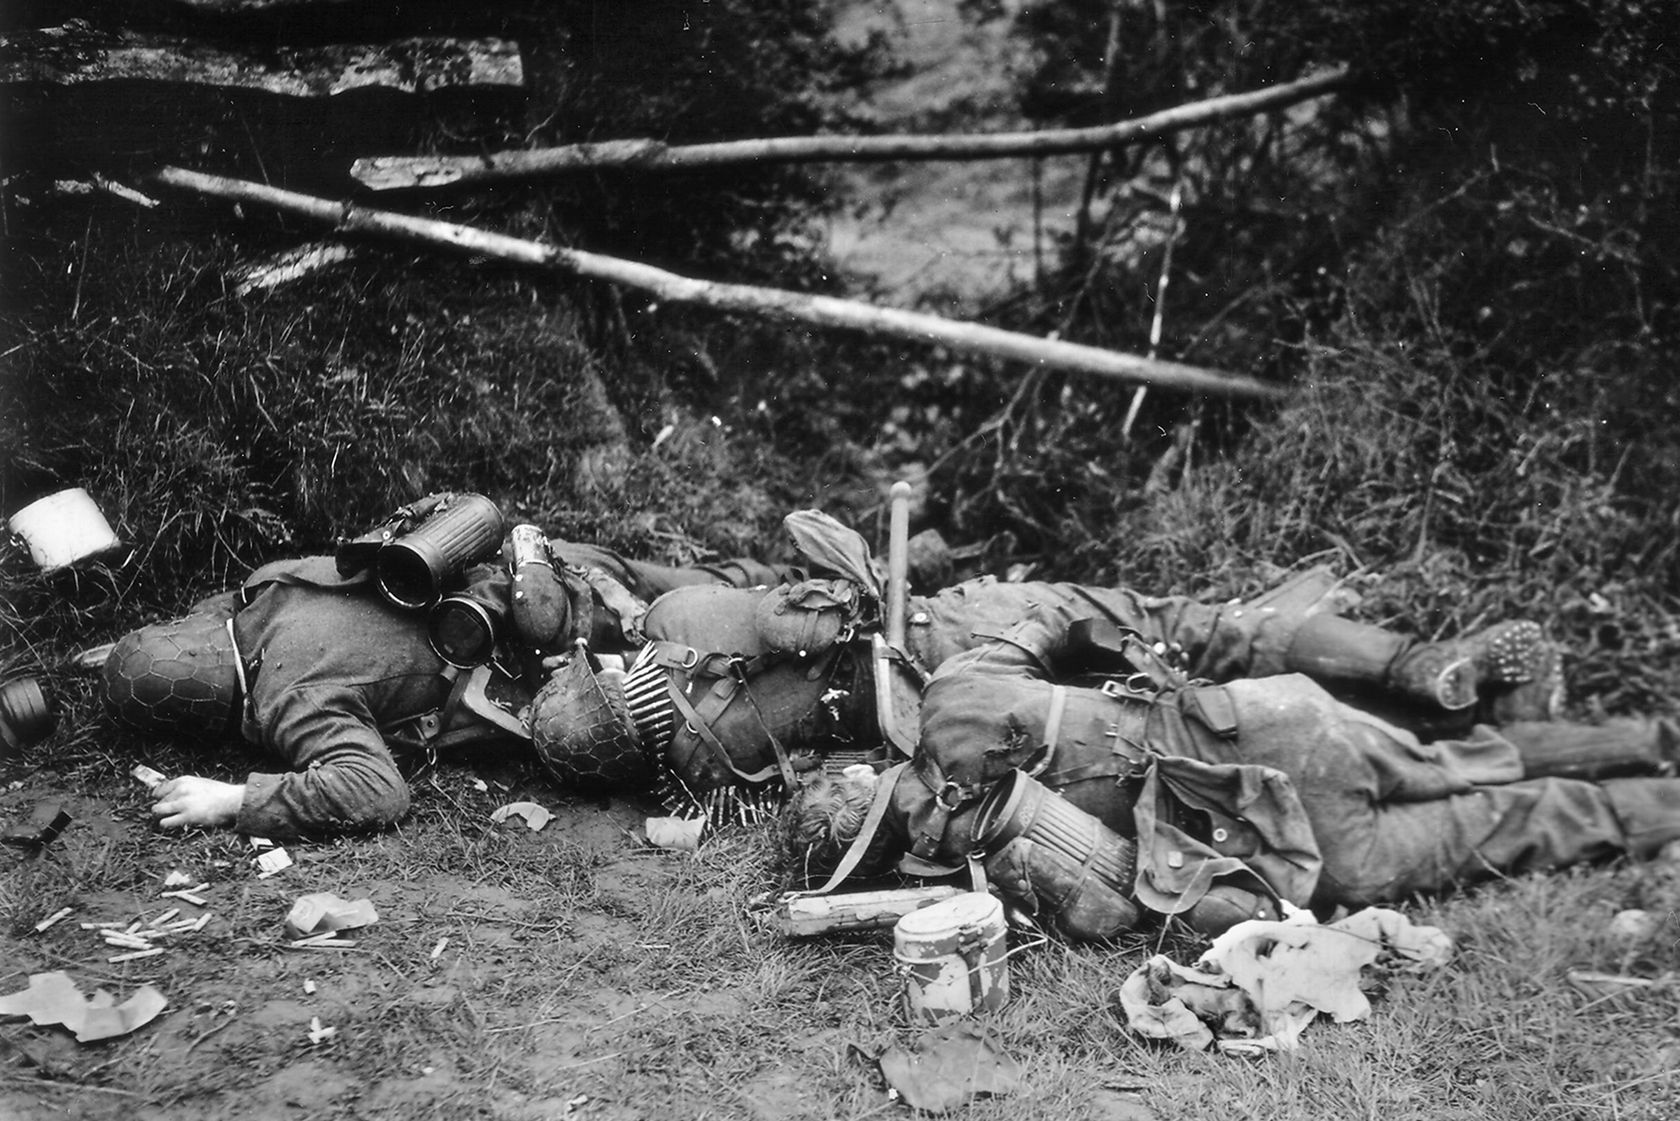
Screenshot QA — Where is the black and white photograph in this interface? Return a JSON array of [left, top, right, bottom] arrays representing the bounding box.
[[3, 2, 1677, 1118]]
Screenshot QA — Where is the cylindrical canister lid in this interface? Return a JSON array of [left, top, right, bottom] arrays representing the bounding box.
[[893, 891, 1004, 959]]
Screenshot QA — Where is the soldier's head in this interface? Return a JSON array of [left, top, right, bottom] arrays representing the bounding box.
[[103, 610, 241, 738], [778, 765, 897, 887], [528, 652, 656, 790]]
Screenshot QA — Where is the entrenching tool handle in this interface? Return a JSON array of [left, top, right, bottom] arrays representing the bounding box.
[[886, 480, 911, 648]]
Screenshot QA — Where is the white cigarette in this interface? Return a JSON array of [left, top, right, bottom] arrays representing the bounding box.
[[191, 913, 211, 931], [148, 908, 181, 927], [287, 936, 358, 949], [161, 889, 209, 904], [107, 948, 165, 963], [430, 937, 449, 960], [102, 932, 155, 950], [33, 907, 73, 932]]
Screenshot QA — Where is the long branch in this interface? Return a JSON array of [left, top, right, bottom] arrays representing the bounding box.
[[351, 66, 1349, 191], [145, 167, 1286, 401]]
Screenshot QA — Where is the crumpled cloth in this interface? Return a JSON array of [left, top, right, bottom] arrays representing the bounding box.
[[1118, 905, 1452, 1055]]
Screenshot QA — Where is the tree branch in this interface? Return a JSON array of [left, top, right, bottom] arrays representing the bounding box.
[[145, 166, 1288, 401], [351, 66, 1350, 191]]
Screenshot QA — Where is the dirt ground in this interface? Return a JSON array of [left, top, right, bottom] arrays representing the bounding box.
[[1, 752, 878, 1121]]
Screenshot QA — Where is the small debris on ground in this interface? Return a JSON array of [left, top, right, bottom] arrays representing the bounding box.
[[131, 764, 169, 791], [490, 801, 552, 830], [1608, 909, 1660, 943], [0, 971, 167, 1043], [284, 892, 378, 939], [644, 815, 704, 852], [2, 802, 73, 849], [33, 906, 74, 933]]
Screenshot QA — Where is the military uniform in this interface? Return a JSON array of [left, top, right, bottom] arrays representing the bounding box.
[[897, 607, 1680, 912], [104, 543, 795, 839]]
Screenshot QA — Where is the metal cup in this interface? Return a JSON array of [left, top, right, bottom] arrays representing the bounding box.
[[375, 493, 506, 610], [0, 676, 56, 757]]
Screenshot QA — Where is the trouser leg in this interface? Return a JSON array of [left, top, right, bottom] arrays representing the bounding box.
[[1164, 676, 1653, 907], [1313, 777, 1642, 906], [1601, 777, 1680, 856], [1499, 718, 1678, 781]]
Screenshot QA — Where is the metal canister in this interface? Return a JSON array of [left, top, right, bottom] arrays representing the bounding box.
[[892, 891, 1009, 1025], [375, 493, 506, 610]]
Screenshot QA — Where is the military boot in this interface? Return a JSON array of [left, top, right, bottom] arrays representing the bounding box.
[[1500, 718, 1679, 781], [1285, 615, 1558, 714], [1602, 777, 1680, 857]]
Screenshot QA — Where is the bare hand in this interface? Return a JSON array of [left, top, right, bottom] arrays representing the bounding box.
[[152, 776, 246, 830]]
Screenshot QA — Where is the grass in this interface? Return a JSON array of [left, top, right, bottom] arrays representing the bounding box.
[[6, 706, 1680, 1121]]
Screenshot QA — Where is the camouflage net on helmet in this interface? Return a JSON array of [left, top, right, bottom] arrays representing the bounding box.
[[529, 655, 652, 790], [102, 610, 241, 738]]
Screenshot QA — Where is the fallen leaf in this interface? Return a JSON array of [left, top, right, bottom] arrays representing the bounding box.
[[876, 1022, 1024, 1112]]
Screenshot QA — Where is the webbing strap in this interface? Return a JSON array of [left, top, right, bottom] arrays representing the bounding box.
[[728, 663, 800, 787], [1029, 684, 1068, 778], [665, 678, 782, 785]]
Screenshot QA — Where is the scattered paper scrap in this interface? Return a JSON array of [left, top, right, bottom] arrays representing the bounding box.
[[1608, 909, 1660, 943], [131, 764, 169, 791], [255, 848, 293, 877], [645, 815, 705, 852], [284, 892, 378, 939], [876, 1022, 1025, 1112], [0, 971, 167, 1043], [489, 801, 552, 831], [33, 906, 73, 933], [471, 778, 489, 793], [250, 836, 275, 851], [162, 870, 195, 888], [1119, 905, 1452, 1055]]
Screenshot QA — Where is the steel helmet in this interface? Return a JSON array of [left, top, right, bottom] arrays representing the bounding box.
[[102, 609, 241, 737], [528, 653, 653, 790]]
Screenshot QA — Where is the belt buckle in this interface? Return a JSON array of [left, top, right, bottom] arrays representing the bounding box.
[[1099, 675, 1154, 700]]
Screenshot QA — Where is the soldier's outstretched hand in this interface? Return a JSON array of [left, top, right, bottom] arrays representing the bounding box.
[[152, 775, 244, 830]]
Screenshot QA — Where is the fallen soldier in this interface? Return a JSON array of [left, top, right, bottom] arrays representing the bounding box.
[[100, 492, 799, 839], [523, 511, 1677, 936], [777, 599, 1680, 937]]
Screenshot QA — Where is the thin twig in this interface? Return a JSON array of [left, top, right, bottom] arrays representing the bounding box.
[[0, 1077, 148, 1099], [184, 1018, 234, 1052]]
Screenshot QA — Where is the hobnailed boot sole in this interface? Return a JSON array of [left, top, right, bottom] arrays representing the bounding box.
[[1391, 620, 1551, 713]]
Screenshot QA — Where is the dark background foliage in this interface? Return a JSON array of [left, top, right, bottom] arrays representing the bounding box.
[[3, 0, 1676, 714]]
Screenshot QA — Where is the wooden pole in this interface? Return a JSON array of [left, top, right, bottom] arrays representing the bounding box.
[[351, 67, 1350, 191], [145, 166, 1286, 401]]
